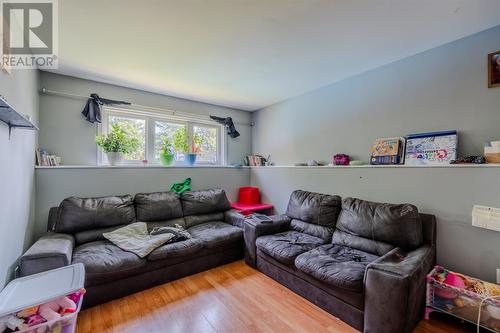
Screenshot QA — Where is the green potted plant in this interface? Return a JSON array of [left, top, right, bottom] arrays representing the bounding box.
[[159, 137, 175, 166], [95, 123, 139, 166], [173, 127, 202, 165]]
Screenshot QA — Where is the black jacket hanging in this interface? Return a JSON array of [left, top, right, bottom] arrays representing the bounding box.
[[210, 115, 240, 138], [81, 93, 131, 123]]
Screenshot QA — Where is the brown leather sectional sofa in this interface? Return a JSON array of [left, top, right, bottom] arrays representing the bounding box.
[[19, 188, 436, 333]]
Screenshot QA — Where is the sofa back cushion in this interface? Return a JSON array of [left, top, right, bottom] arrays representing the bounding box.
[[334, 197, 423, 254], [181, 189, 231, 217], [184, 212, 225, 228], [134, 191, 183, 222], [55, 195, 136, 234], [286, 189, 341, 224]]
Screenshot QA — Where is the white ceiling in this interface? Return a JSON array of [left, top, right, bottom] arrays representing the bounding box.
[[50, 0, 500, 111]]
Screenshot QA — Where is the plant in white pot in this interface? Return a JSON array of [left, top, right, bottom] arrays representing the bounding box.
[[96, 123, 139, 166]]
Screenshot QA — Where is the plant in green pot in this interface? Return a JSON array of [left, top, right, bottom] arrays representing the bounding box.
[[96, 123, 139, 166], [159, 137, 175, 166]]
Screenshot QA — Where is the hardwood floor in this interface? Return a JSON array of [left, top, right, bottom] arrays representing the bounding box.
[[77, 261, 473, 333]]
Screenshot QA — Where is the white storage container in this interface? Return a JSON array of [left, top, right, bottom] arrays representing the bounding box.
[[0, 264, 85, 333]]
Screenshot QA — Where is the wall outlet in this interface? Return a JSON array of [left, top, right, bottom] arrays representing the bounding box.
[[497, 268, 500, 284]]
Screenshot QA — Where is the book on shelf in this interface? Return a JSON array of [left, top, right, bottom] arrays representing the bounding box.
[[35, 148, 60, 166], [370, 137, 406, 165], [245, 155, 267, 166]]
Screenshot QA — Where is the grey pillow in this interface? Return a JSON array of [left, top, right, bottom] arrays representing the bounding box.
[[103, 222, 174, 258]]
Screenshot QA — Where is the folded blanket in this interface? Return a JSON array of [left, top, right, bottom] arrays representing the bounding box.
[[103, 222, 176, 258]]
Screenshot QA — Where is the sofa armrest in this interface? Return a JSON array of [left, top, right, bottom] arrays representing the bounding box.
[[243, 214, 291, 267], [18, 233, 74, 277], [363, 244, 436, 333], [224, 209, 246, 228]]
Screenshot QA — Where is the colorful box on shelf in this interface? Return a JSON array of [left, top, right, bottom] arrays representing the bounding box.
[[405, 130, 457, 165]]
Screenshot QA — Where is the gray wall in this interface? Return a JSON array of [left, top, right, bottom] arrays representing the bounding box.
[[39, 72, 252, 166], [0, 69, 39, 287], [252, 25, 500, 164], [35, 167, 250, 237], [251, 166, 500, 282], [251, 26, 500, 282]]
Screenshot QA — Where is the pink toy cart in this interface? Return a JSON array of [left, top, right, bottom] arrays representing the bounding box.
[[426, 265, 500, 332]]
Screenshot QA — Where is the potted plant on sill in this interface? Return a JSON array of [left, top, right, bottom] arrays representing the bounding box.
[[159, 137, 175, 166], [96, 123, 139, 166], [173, 127, 202, 166]]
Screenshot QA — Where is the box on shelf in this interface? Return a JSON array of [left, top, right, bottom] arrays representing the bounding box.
[[485, 141, 500, 163], [426, 265, 500, 332], [0, 264, 85, 333], [405, 130, 457, 165]]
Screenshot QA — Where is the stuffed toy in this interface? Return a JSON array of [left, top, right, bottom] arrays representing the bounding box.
[[17, 306, 39, 318], [3, 315, 28, 331], [39, 296, 77, 321], [333, 154, 350, 166], [67, 289, 86, 306], [435, 272, 465, 299]]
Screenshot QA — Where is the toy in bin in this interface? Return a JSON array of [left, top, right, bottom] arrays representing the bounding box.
[[426, 265, 500, 332], [0, 264, 85, 333]]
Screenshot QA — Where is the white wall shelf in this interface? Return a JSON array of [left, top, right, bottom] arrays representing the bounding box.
[[35, 165, 247, 169], [250, 164, 500, 169], [35, 164, 500, 170]]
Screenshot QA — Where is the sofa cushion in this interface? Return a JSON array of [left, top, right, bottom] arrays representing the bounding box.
[[331, 230, 395, 256], [181, 189, 231, 216], [286, 190, 341, 227], [256, 231, 326, 265], [134, 191, 183, 222], [337, 198, 423, 251], [290, 219, 333, 241], [187, 222, 242, 248], [295, 244, 379, 292], [147, 238, 203, 261], [185, 212, 225, 228], [74, 226, 124, 245], [56, 195, 135, 234], [72, 241, 146, 287]]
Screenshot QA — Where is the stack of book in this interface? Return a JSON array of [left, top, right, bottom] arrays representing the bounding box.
[[245, 155, 267, 166], [370, 137, 406, 165], [36, 149, 61, 166]]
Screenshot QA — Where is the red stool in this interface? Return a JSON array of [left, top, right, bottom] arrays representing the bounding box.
[[238, 187, 261, 205], [231, 187, 274, 215]]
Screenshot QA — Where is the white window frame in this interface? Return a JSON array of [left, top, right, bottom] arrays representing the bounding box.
[[97, 106, 226, 166]]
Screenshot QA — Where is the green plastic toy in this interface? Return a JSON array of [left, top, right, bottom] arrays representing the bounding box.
[[170, 177, 191, 194]]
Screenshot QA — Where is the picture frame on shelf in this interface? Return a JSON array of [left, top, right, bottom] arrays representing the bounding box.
[[488, 50, 500, 88]]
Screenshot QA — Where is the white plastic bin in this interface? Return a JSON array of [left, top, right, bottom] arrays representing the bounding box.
[[0, 264, 85, 333]]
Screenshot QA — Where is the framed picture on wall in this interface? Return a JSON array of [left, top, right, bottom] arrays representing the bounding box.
[[488, 51, 500, 88]]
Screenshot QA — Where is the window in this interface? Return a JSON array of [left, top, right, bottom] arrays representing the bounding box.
[[99, 106, 225, 165]]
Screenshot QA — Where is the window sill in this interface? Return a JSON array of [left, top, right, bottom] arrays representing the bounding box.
[[35, 165, 247, 169]]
